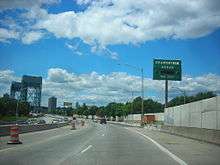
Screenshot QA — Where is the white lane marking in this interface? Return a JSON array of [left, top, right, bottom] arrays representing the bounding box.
[[102, 134, 105, 136], [0, 147, 15, 153], [136, 131, 187, 165], [80, 145, 92, 154], [0, 132, 74, 153]]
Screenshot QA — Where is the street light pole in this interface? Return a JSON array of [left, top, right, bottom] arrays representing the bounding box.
[[183, 90, 186, 104], [16, 99, 19, 124], [171, 87, 186, 104], [16, 87, 28, 124], [141, 68, 144, 126], [131, 91, 134, 123], [118, 63, 144, 126]]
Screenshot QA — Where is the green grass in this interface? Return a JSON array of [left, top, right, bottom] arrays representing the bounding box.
[[0, 115, 29, 122]]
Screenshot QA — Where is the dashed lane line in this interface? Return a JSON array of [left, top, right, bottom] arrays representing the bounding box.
[[80, 145, 93, 154]]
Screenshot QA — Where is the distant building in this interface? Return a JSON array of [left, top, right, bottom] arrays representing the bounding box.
[[48, 97, 57, 111], [63, 102, 72, 108]]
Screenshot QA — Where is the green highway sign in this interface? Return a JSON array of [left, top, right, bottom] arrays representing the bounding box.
[[153, 59, 182, 81]]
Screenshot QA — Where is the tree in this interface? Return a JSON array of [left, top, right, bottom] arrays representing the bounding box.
[[18, 101, 31, 116], [144, 99, 163, 113], [90, 105, 98, 119], [0, 97, 31, 117], [115, 105, 124, 117], [132, 97, 142, 114], [123, 102, 132, 116], [82, 103, 89, 118], [66, 108, 74, 116], [168, 91, 216, 107], [96, 106, 105, 117], [76, 106, 83, 116], [105, 102, 117, 118]]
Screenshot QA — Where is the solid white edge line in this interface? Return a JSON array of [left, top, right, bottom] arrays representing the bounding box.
[[80, 145, 92, 154], [136, 131, 188, 165]]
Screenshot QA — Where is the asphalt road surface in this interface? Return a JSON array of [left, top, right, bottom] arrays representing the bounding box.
[[0, 122, 219, 165]]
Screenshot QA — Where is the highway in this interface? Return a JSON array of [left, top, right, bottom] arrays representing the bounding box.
[[0, 121, 220, 165]]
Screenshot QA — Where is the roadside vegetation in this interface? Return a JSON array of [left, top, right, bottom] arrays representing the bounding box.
[[0, 96, 31, 122], [167, 91, 216, 107], [73, 91, 216, 119], [73, 97, 163, 119], [0, 91, 216, 121]]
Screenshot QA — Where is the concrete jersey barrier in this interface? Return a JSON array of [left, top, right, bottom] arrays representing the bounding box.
[[0, 123, 69, 137], [161, 125, 220, 145]]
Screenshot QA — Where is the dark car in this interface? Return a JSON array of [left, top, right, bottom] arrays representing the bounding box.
[[100, 118, 107, 124], [38, 120, 46, 124]]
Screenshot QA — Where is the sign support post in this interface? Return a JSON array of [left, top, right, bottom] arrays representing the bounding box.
[[153, 59, 182, 109], [165, 78, 168, 108]]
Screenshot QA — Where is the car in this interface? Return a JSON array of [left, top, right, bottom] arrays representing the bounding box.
[[52, 119, 59, 124], [37, 120, 46, 124], [27, 118, 38, 125], [93, 119, 98, 123], [100, 118, 107, 124]]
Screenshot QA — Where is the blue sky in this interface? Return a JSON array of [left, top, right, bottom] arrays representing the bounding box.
[[0, 0, 220, 106], [1, 29, 219, 78]]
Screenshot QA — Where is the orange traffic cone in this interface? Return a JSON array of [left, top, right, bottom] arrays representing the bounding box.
[[7, 124, 22, 144]]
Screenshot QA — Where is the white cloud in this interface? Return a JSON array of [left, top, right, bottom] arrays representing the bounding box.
[[35, 11, 78, 39], [0, 0, 60, 11], [0, 0, 59, 43], [102, 47, 119, 60], [170, 73, 220, 93], [76, 0, 93, 5], [1, 0, 220, 59], [0, 68, 220, 106], [21, 31, 44, 44], [34, 0, 220, 47], [43, 68, 220, 105], [0, 28, 19, 43], [65, 42, 83, 56], [0, 70, 19, 95], [90, 44, 118, 59], [0, 70, 18, 84]]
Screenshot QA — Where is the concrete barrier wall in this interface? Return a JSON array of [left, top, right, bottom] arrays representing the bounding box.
[[0, 123, 68, 137], [164, 96, 220, 130], [124, 113, 164, 122], [161, 125, 220, 145], [124, 114, 141, 122]]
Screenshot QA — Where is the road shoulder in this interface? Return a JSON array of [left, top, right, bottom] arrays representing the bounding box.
[[129, 126, 220, 165]]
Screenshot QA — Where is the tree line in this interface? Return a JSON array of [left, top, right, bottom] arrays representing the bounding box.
[[73, 91, 217, 118], [0, 96, 31, 118], [74, 97, 164, 119], [167, 91, 216, 107], [0, 91, 216, 119]]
